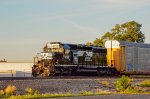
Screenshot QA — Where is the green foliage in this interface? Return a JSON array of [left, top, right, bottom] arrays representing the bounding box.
[[92, 21, 145, 46], [0, 90, 4, 98], [111, 21, 145, 42], [114, 75, 133, 92], [93, 38, 104, 46], [138, 80, 150, 87], [123, 86, 139, 94], [86, 42, 93, 46]]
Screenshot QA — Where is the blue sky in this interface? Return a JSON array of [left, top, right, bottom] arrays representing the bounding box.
[[0, 0, 150, 62]]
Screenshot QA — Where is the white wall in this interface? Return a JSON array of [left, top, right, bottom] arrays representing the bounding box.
[[0, 62, 33, 77]]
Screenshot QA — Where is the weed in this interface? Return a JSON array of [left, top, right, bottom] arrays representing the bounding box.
[[4, 85, 17, 95], [114, 75, 133, 92], [0, 90, 4, 98], [100, 81, 111, 87], [138, 80, 150, 87], [25, 87, 39, 95]]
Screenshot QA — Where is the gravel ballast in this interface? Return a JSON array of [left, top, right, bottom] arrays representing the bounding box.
[[0, 77, 149, 95]]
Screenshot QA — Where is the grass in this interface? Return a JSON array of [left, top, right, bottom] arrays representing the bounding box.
[[100, 81, 111, 88], [5, 93, 75, 99], [79, 91, 94, 96], [116, 91, 150, 94], [4, 92, 112, 99], [95, 91, 112, 95], [138, 80, 150, 87], [4, 91, 150, 99]]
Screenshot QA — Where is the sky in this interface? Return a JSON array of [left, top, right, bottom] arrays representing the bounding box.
[[0, 0, 150, 62]]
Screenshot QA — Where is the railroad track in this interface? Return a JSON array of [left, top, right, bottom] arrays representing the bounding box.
[[0, 75, 149, 81]]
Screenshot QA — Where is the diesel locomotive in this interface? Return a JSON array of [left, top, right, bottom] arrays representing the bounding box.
[[32, 42, 116, 77]]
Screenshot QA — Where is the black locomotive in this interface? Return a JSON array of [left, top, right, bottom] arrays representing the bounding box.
[[32, 42, 116, 77]]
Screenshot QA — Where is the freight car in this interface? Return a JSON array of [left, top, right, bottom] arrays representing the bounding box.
[[105, 40, 150, 75], [32, 42, 116, 77]]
